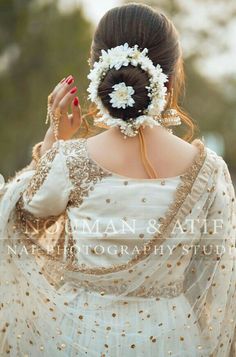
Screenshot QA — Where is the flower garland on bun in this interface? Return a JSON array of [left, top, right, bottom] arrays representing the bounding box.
[[87, 43, 169, 138]]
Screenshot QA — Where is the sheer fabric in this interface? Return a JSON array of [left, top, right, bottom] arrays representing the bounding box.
[[0, 137, 235, 356]]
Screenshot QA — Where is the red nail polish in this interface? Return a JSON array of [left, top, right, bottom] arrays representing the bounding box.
[[73, 97, 79, 106], [70, 86, 77, 94], [67, 77, 74, 85]]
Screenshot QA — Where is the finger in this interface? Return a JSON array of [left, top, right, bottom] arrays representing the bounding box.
[[71, 96, 82, 130], [52, 76, 75, 110], [56, 74, 72, 89], [48, 74, 74, 107], [47, 75, 69, 108], [52, 77, 67, 92], [52, 75, 74, 100], [50, 75, 71, 97], [58, 86, 78, 113]]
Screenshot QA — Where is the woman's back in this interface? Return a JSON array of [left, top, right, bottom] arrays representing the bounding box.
[[0, 2, 236, 356], [13, 135, 206, 279]]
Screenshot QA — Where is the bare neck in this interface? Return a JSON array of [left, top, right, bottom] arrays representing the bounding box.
[[104, 125, 172, 145]]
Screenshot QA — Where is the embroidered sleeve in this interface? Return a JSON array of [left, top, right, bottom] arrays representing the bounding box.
[[16, 140, 72, 218], [23, 145, 58, 204], [62, 138, 112, 208]]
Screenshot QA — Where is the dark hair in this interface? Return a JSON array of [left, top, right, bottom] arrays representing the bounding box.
[[87, 3, 195, 140]]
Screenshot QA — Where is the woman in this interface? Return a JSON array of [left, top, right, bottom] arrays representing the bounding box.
[[0, 3, 235, 356]]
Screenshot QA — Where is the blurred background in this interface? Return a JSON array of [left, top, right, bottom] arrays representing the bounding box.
[[0, 0, 236, 183]]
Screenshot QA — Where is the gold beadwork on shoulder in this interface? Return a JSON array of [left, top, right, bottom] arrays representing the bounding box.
[[62, 139, 112, 207]]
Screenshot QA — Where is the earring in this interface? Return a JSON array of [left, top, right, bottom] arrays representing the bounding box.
[[158, 88, 182, 128]]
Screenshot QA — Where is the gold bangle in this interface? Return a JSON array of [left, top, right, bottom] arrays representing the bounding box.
[[32, 141, 43, 163]]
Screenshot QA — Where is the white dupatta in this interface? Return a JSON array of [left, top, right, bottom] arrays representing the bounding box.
[[0, 138, 235, 356]]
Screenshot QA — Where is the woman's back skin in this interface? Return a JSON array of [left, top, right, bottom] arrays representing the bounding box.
[[86, 125, 199, 180]]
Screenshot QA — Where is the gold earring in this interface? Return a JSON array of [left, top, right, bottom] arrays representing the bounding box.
[[158, 88, 182, 128]]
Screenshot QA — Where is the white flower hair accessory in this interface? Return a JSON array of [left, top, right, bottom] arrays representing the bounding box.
[[87, 42, 169, 138], [109, 82, 135, 109]]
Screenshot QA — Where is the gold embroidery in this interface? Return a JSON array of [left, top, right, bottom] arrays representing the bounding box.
[[64, 213, 77, 262], [13, 139, 210, 275], [15, 196, 58, 234], [70, 277, 184, 298], [129, 278, 184, 298], [62, 139, 112, 207], [13, 202, 70, 288], [23, 145, 58, 204], [15, 195, 66, 253], [14, 200, 77, 276], [62, 138, 208, 274]]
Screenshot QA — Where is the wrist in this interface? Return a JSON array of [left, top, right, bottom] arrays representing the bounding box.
[[40, 128, 56, 156], [45, 127, 56, 142], [46, 126, 72, 141]]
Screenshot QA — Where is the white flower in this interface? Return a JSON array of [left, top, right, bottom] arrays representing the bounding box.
[[87, 42, 170, 137], [130, 46, 147, 66], [134, 115, 162, 129], [109, 82, 135, 109], [106, 43, 133, 70]]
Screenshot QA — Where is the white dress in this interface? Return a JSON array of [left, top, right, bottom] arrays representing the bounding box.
[[0, 137, 235, 357]]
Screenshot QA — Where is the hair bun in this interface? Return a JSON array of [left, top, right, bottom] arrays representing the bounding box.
[[97, 65, 151, 121]]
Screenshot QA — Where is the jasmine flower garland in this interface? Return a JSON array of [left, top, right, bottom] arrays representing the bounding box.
[[87, 43, 169, 138]]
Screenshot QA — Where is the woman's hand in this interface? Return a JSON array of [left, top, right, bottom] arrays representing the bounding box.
[[41, 74, 82, 156], [48, 74, 82, 140]]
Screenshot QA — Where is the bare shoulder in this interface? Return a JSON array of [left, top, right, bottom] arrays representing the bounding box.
[[165, 133, 200, 160], [152, 132, 201, 177]]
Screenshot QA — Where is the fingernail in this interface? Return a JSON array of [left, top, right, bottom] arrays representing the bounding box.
[[70, 86, 77, 94], [67, 77, 74, 85], [73, 96, 79, 106]]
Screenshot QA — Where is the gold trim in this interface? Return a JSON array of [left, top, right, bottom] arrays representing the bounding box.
[[14, 138, 208, 275], [64, 138, 207, 274], [15, 196, 66, 253], [63, 139, 112, 207]]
